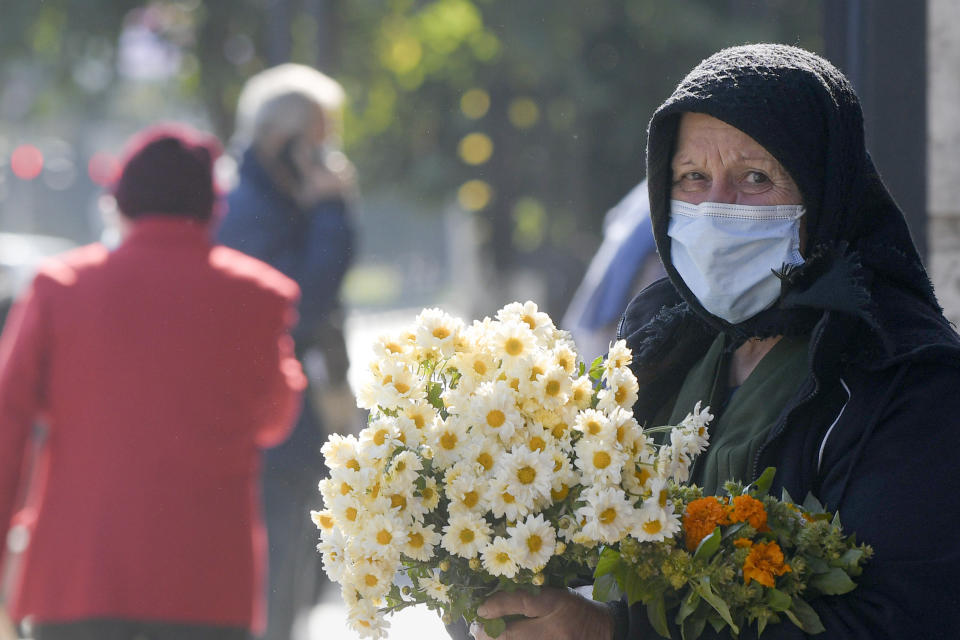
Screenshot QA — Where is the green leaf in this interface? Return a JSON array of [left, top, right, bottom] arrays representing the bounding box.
[[802, 492, 825, 514], [592, 573, 622, 602], [752, 467, 777, 495], [780, 487, 795, 504], [594, 547, 622, 578], [720, 522, 747, 541], [693, 578, 738, 634], [427, 381, 444, 410], [839, 548, 865, 567], [681, 612, 707, 640], [482, 617, 506, 638], [785, 598, 825, 634], [622, 564, 653, 605], [646, 593, 672, 639], [693, 527, 722, 563], [578, 361, 586, 376], [676, 590, 701, 625], [588, 356, 605, 380], [757, 615, 768, 637], [766, 588, 792, 612], [809, 567, 857, 595]]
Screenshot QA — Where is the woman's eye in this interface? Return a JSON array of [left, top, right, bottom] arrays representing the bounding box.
[[744, 171, 770, 184]]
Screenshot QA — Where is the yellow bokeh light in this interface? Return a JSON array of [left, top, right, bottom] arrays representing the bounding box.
[[461, 88, 491, 119], [458, 180, 493, 211], [458, 132, 494, 165], [508, 98, 540, 129], [386, 35, 423, 73]]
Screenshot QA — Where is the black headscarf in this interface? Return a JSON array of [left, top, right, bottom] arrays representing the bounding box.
[[644, 43, 959, 367]]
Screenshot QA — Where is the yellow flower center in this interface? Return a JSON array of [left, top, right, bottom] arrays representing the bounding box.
[[616, 426, 627, 444], [643, 519, 663, 534], [527, 535, 543, 553], [473, 360, 488, 375], [551, 422, 568, 438], [440, 432, 458, 450], [615, 387, 628, 404], [477, 452, 494, 471], [346, 507, 358, 521], [502, 492, 515, 504], [658, 489, 669, 509], [386, 342, 403, 354], [586, 420, 602, 435], [412, 413, 426, 429], [486, 410, 506, 428], [340, 482, 352, 495], [509, 378, 520, 391], [394, 381, 410, 395], [599, 507, 617, 525], [316, 513, 334, 529], [346, 459, 360, 472], [373, 429, 388, 446], [545, 380, 561, 397], [409, 532, 424, 548], [395, 460, 407, 472], [517, 466, 537, 484], [529, 366, 544, 381], [364, 573, 378, 587], [432, 327, 451, 340], [496, 551, 511, 564], [459, 529, 475, 543], [377, 529, 392, 545], [522, 314, 537, 330], [593, 451, 612, 469], [463, 491, 479, 508], [551, 485, 569, 501], [390, 494, 407, 510], [635, 467, 652, 486], [422, 486, 435, 501], [529, 436, 546, 451], [504, 337, 524, 356]]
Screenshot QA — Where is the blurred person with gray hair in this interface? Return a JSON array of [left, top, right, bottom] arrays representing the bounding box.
[[216, 63, 357, 640]]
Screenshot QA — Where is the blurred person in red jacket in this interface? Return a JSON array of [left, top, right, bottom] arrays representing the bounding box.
[[0, 124, 306, 640]]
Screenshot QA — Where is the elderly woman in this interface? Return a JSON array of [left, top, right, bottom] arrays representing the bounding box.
[[474, 44, 960, 640], [217, 64, 357, 640]]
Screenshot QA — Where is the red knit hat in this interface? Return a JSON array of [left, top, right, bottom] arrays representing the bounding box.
[[113, 123, 222, 221]]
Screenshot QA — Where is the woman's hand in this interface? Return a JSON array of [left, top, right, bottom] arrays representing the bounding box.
[[470, 587, 615, 640]]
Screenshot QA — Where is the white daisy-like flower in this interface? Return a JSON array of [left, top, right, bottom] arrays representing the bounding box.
[[345, 596, 390, 639], [481, 536, 521, 578], [356, 512, 405, 561], [414, 307, 464, 358], [497, 301, 555, 340], [556, 514, 580, 543], [320, 433, 363, 470], [427, 415, 469, 469], [603, 339, 633, 377], [468, 380, 523, 442], [522, 421, 552, 454], [546, 443, 578, 498], [463, 435, 502, 476], [497, 446, 553, 508], [359, 416, 404, 459], [507, 513, 556, 571], [448, 348, 497, 389], [447, 468, 487, 515], [487, 476, 527, 522], [633, 501, 681, 543], [441, 512, 492, 559], [317, 526, 348, 582], [522, 362, 572, 411], [346, 555, 395, 601], [328, 492, 371, 535], [372, 331, 416, 362], [386, 449, 423, 487], [608, 406, 644, 451], [418, 571, 451, 604], [597, 368, 640, 413], [418, 476, 441, 512], [623, 460, 656, 496], [552, 343, 579, 375], [310, 509, 337, 536], [403, 401, 436, 432], [490, 320, 538, 373], [403, 521, 440, 561], [656, 442, 693, 483], [574, 436, 627, 487], [576, 485, 637, 545], [569, 376, 595, 410], [574, 409, 615, 442]]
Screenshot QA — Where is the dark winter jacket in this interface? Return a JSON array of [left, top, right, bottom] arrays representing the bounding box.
[[611, 44, 960, 639]]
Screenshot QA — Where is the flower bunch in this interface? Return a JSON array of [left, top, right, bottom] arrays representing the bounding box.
[[310, 302, 712, 638], [593, 468, 873, 639]]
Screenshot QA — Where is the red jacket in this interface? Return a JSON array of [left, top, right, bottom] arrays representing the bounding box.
[[0, 217, 306, 630]]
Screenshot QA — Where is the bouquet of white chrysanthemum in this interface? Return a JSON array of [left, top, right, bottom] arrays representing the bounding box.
[[310, 301, 712, 639]]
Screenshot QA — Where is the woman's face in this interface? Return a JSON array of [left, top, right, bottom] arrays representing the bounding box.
[[671, 112, 803, 206]]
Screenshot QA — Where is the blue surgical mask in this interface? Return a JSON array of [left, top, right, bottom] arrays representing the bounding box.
[[667, 199, 805, 324]]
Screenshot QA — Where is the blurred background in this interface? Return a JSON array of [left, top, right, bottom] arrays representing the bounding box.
[[1, 1, 959, 637]]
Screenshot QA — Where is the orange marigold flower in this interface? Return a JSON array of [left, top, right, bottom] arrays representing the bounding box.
[[733, 537, 754, 549], [729, 494, 768, 531], [683, 497, 727, 552], [743, 540, 792, 587]]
